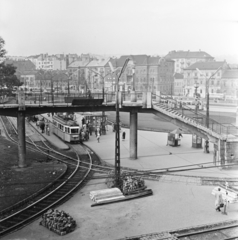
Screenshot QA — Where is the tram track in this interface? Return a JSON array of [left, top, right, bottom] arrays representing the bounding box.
[[116, 220, 238, 240], [0, 116, 95, 238]]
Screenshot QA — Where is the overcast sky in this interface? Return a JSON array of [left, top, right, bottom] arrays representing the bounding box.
[[1, 0, 238, 62]]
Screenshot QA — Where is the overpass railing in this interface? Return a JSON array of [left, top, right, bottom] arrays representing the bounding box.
[[152, 93, 238, 137]]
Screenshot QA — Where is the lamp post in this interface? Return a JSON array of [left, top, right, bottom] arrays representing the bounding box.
[[194, 81, 199, 114], [131, 62, 137, 102], [114, 58, 130, 188], [88, 68, 112, 100], [196, 66, 222, 128]]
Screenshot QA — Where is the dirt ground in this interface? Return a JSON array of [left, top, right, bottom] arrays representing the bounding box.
[[0, 136, 66, 212]]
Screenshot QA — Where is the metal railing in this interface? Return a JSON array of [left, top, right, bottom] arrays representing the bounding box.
[[151, 93, 238, 137]]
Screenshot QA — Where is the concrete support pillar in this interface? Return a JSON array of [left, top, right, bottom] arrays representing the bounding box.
[[156, 90, 161, 102], [142, 92, 152, 108], [218, 139, 225, 166], [17, 111, 27, 168], [130, 110, 138, 159], [130, 91, 137, 102]]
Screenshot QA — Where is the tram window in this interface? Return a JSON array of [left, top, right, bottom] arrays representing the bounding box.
[[71, 128, 79, 134]]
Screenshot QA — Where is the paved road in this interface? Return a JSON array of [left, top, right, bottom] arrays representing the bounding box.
[[106, 111, 236, 133]]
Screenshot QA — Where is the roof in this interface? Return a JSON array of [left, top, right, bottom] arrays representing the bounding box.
[[87, 58, 110, 67], [116, 55, 148, 67], [4, 60, 36, 72], [222, 69, 238, 78], [68, 60, 90, 68], [148, 56, 161, 65], [165, 50, 214, 59], [116, 55, 173, 67], [184, 61, 225, 70], [174, 73, 184, 79]]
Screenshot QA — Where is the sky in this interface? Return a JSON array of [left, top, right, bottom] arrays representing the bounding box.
[[0, 0, 238, 62]]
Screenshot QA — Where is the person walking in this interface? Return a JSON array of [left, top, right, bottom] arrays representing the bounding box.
[[96, 133, 100, 143], [215, 188, 223, 212], [222, 192, 229, 215], [122, 131, 126, 141]]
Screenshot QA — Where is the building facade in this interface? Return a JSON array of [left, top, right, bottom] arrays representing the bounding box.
[[173, 73, 184, 96], [183, 61, 228, 98], [164, 50, 214, 73], [221, 69, 238, 100], [29, 54, 67, 70], [114, 55, 174, 94]]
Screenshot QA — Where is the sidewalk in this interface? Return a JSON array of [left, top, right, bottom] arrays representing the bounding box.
[[25, 116, 69, 150], [84, 126, 238, 180]]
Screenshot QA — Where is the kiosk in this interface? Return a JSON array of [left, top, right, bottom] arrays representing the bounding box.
[[167, 129, 182, 147]]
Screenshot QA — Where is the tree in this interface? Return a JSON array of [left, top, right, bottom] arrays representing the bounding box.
[[0, 36, 21, 89], [0, 37, 7, 58]]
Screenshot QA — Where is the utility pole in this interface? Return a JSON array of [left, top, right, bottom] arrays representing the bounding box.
[[115, 58, 130, 188]]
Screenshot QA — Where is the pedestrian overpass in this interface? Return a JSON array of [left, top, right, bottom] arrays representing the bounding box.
[[0, 91, 237, 168]]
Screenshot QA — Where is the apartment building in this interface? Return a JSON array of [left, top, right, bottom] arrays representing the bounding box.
[[173, 73, 184, 96], [183, 61, 228, 98], [221, 69, 238, 99], [29, 53, 67, 70], [114, 55, 174, 94], [4, 59, 37, 88], [165, 50, 214, 73]]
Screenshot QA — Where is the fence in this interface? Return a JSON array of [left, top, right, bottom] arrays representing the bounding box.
[[152, 93, 238, 137]]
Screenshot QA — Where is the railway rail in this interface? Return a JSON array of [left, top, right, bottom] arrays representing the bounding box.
[[117, 220, 238, 240], [0, 116, 94, 238]]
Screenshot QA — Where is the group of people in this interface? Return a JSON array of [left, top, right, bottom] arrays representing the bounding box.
[[215, 187, 229, 215]]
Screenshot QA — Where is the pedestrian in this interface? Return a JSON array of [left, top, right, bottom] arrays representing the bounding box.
[[46, 125, 50, 136], [215, 188, 223, 212], [179, 133, 183, 138], [222, 192, 229, 215], [122, 131, 126, 141], [40, 121, 45, 133], [97, 133, 100, 143]]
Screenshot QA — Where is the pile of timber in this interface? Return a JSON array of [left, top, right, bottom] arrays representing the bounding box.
[[40, 209, 76, 235], [90, 188, 125, 203], [90, 187, 153, 207]]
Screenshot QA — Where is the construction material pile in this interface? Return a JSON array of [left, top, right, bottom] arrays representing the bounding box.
[[40, 209, 76, 236], [90, 188, 125, 203], [122, 175, 145, 195], [105, 170, 146, 194]]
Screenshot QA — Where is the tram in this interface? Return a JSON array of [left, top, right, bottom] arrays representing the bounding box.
[[52, 113, 80, 143]]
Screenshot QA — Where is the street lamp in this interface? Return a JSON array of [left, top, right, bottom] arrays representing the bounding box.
[[114, 58, 130, 188], [194, 81, 199, 114], [88, 68, 113, 100], [196, 66, 222, 128]]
